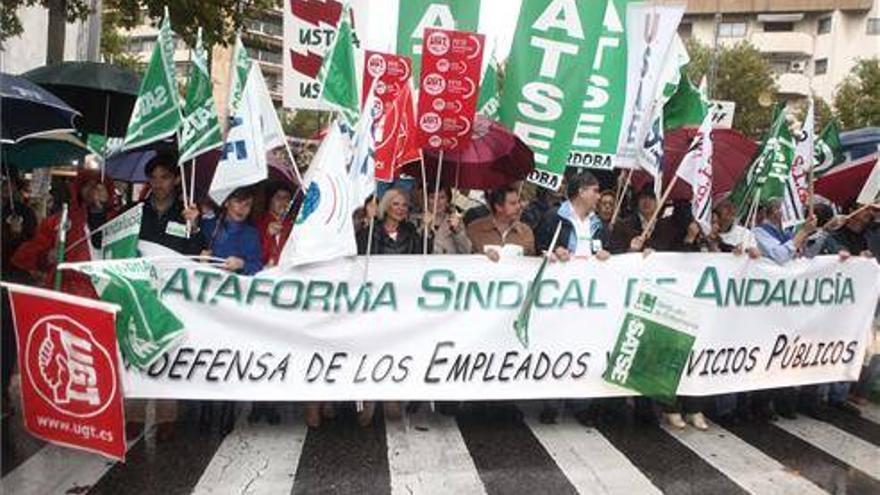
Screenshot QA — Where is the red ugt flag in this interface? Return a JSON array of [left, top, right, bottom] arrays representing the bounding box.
[[5, 283, 126, 461]]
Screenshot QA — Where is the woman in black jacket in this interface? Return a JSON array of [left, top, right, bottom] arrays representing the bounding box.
[[356, 187, 426, 256]]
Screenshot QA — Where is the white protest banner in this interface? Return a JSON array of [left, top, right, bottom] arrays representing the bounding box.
[[616, 3, 685, 168], [102, 253, 880, 401]]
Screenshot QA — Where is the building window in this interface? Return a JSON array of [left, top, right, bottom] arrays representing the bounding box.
[[763, 21, 794, 32], [868, 18, 880, 35], [678, 22, 692, 38], [817, 17, 832, 35], [718, 22, 747, 38], [815, 58, 828, 75]]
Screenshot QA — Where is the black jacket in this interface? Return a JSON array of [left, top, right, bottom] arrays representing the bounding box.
[[356, 220, 427, 255], [137, 197, 206, 255]]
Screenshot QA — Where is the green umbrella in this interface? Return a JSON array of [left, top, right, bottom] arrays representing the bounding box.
[[1, 132, 92, 171], [23, 61, 141, 137]]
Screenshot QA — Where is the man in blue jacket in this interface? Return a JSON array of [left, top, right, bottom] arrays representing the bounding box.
[[535, 170, 611, 261]]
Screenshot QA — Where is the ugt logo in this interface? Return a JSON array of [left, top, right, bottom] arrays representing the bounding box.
[[25, 315, 117, 418]]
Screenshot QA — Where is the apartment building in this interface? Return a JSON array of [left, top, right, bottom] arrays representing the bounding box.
[[679, 0, 880, 102], [120, 6, 285, 107]]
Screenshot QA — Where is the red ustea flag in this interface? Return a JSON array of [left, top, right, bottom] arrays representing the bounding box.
[[4, 283, 126, 461]]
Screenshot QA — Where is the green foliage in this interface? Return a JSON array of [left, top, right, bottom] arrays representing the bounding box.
[[684, 39, 778, 139], [791, 96, 834, 132], [104, 0, 278, 50], [833, 58, 880, 130], [100, 7, 144, 73], [1, 0, 92, 43]]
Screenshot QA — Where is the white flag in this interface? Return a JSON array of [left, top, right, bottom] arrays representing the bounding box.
[[856, 149, 880, 205], [676, 110, 714, 235], [209, 66, 280, 204], [277, 122, 357, 268], [782, 99, 814, 229], [638, 34, 690, 198]]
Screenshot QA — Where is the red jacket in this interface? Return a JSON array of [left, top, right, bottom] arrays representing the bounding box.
[[11, 170, 118, 297], [255, 212, 293, 267]]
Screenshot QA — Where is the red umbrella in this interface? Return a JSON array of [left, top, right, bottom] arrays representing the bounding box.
[[400, 117, 534, 189], [814, 153, 878, 206], [632, 128, 758, 199]]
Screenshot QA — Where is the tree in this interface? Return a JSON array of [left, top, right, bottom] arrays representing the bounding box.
[[791, 96, 834, 132], [684, 39, 778, 139], [100, 7, 144, 73], [833, 58, 880, 130], [105, 0, 277, 49], [2, 0, 276, 67]]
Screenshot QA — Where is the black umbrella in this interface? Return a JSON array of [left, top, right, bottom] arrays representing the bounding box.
[[0, 72, 80, 143], [23, 61, 140, 138]]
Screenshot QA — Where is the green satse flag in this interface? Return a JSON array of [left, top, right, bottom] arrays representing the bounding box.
[[102, 203, 143, 260], [663, 71, 707, 131], [228, 36, 253, 118], [812, 120, 845, 178], [179, 29, 222, 163], [604, 285, 699, 403], [477, 56, 500, 120], [729, 105, 791, 216], [500, 0, 607, 190], [123, 10, 182, 150], [396, 0, 481, 88], [565, 0, 628, 167], [78, 259, 185, 369], [318, 8, 359, 125]]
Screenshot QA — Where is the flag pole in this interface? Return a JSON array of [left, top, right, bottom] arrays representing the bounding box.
[[420, 150, 430, 255], [431, 149, 445, 238], [53, 204, 69, 290], [642, 174, 679, 242], [610, 168, 633, 228]]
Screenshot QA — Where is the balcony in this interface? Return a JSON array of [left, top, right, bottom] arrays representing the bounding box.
[[682, 0, 874, 14], [749, 31, 813, 55], [777, 72, 811, 96]]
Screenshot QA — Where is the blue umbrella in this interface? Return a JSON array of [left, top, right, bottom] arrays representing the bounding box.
[[1, 72, 80, 143]]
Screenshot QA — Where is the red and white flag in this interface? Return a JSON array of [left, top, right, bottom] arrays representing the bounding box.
[[4, 283, 126, 461], [676, 110, 714, 234]]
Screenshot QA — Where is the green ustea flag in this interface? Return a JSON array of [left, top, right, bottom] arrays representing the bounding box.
[[123, 9, 182, 150], [102, 204, 143, 260], [179, 29, 222, 163], [729, 105, 793, 216], [604, 284, 700, 403], [663, 71, 707, 131], [812, 120, 845, 178], [318, 7, 359, 125], [75, 259, 185, 369], [228, 35, 253, 118]]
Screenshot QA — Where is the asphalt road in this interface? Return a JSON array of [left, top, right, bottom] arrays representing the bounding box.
[[2, 400, 879, 494]]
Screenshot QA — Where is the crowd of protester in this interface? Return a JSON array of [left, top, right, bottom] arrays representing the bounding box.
[[1, 155, 879, 434]]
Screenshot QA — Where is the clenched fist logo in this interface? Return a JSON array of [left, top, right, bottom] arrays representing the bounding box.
[[38, 327, 72, 404]]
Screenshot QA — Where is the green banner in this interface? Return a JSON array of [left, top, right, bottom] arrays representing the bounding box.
[[500, 0, 606, 190], [123, 10, 182, 150], [604, 284, 699, 403], [565, 0, 628, 170], [179, 29, 222, 163], [813, 120, 844, 178], [396, 0, 481, 88]]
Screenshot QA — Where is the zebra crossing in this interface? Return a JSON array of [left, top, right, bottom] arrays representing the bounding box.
[[2, 401, 879, 494]]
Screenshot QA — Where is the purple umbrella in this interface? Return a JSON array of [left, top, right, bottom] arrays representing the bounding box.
[[400, 117, 534, 190]]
